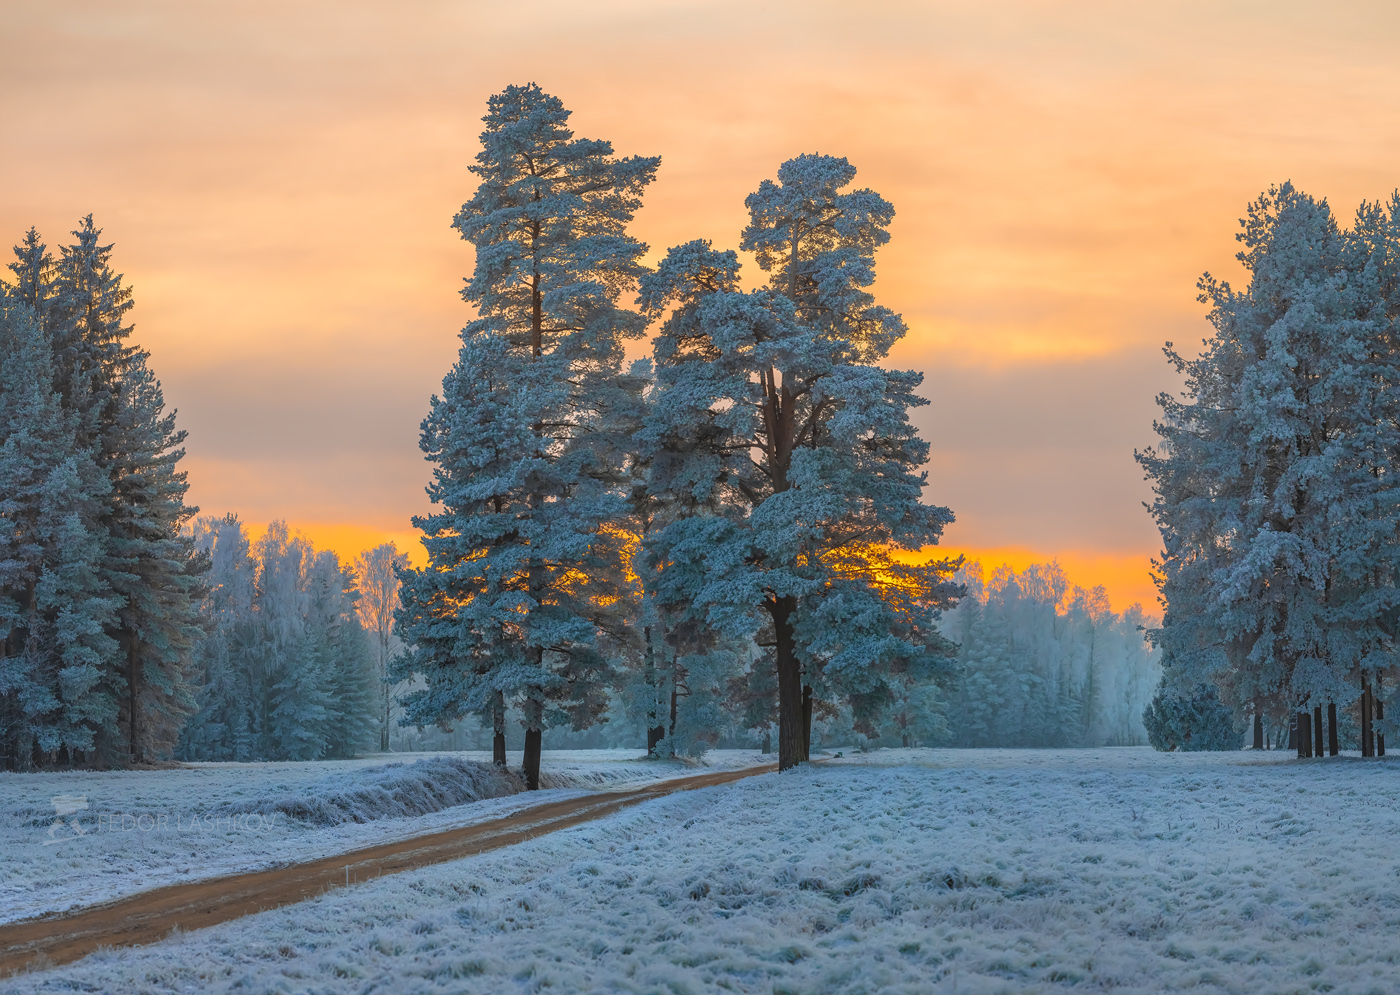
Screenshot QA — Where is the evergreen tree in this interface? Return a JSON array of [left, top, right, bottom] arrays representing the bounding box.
[[397, 84, 658, 788], [106, 353, 205, 761], [0, 294, 118, 767], [1142, 679, 1242, 751], [639, 157, 959, 771]]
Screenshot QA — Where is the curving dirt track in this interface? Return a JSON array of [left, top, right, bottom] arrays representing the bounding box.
[[0, 762, 776, 975]]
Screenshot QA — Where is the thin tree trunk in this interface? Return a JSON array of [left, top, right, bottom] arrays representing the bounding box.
[[800, 684, 813, 761], [643, 624, 663, 756], [1313, 706, 1323, 760], [1377, 675, 1386, 757], [127, 633, 141, 764], [492, 690, 506, 767], [1253, 713, 1264, 750], [1328, 702, 1339, 756], [771, 595, 803, 770], [1288, 712, 1296, 752], [1362, 677, 1374, 757]]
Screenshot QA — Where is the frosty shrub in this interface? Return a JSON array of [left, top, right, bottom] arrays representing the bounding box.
[[1141, 681, 1242, 752]]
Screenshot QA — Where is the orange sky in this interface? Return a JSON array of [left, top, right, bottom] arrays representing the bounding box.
[[4, 1, 1400, 614]]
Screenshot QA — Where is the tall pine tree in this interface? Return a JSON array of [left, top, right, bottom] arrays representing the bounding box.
[[639, 156, 959, 771], [396, 84, 658, 788]]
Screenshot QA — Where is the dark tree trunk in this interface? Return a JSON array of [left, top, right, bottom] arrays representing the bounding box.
[[1288, 712, 1296, 752], [647, 724, 664, 754], [523, 727, 542, 790], [1328, 702, 1339, 756], [770, 595, 803, 770], [380, 682, 391, 752], [492, 691, 506, 767], [761, 731, 772, 755], [127, 634, 142, 765], [1253, 713, 1264, 750], [1362, 678, 1374, 757], [1377, 675, 1386, 757], [800, 684, 813, 761], [670, 685, 679, 738], [1313, 706, 1323, 760]]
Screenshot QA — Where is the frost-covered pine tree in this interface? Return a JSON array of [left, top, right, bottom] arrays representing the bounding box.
[[639, 157, 959, 771], [396, 84, 658, 788], [1140, 185, 1400, 734]]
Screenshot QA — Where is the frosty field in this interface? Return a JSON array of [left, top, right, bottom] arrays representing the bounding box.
[[0, 749, 765, 926], [11, 748, 1400, 994]]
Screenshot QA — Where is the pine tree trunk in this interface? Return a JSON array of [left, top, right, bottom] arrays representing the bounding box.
[[771, 595, 803, 771], [1328, 702, 1339, 756], [380, 682, 390, 752], [1288, 712, 1297, 752], [1377, 675, 1386, 757], [1313, 706, 1323, 760], [127, 633, 142, 765], [762, 731, 772, 755], [1362, 678, 1374, 757], [643, 624, 660, 756], [1253, 713, 1264, 750], [800, 684, 813, 761], [523, 727, 541, 789], [669, 685, 678, 738], [492, 691, 506, 767]]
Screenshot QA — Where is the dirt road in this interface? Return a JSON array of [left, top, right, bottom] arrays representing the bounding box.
[[0, 762, 776, 974]]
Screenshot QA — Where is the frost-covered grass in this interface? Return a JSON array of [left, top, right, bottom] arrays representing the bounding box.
[[0, 749, 764, 925], [14, 747, 1400, 993]]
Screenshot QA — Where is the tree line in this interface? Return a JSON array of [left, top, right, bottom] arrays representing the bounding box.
[[1141, 182, 1400, 758], [392, 83, 963, 788], [942, 561, 1159, 749]]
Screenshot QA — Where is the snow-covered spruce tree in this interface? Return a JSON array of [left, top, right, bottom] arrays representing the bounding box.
[[0, 293, 118, 768], [1139, 185, 1400, 739], [105, 353, 205, 762], [396, 84, 658, 789], [639, 157, 960, 771], [4, 220, 203, 765]]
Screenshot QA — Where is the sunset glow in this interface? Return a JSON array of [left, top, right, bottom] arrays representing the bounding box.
[[5, 2, 1399, 612]]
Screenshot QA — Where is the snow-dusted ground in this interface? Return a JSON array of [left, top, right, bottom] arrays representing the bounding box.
[[14, 747, 1400, 993], [0, 749, 765, 926]]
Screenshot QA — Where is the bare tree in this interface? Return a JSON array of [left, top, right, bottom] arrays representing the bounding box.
[[355, 543, 407, 752]]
